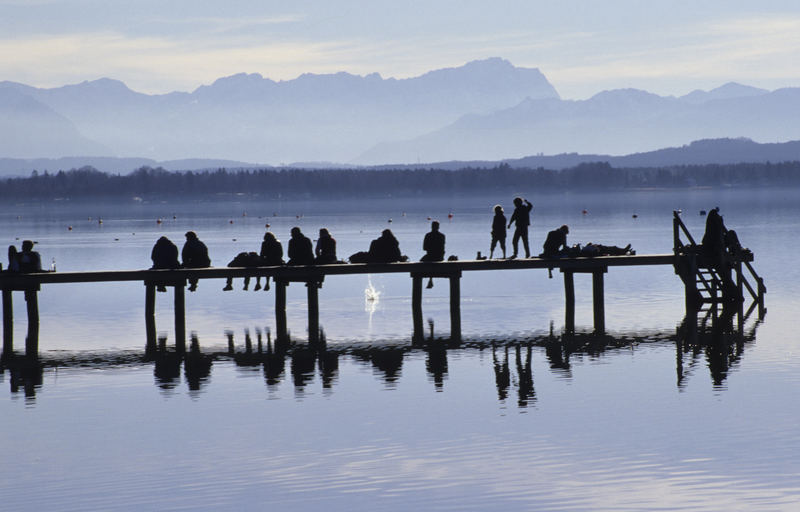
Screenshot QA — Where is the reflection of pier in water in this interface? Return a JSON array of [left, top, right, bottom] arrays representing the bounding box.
[[0, 313, 761, 404]]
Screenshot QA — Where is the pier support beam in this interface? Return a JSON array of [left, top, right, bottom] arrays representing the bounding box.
[[24, 290, 39, 358], [174, 283, 186, 353], [145, 284, 156, 352], [592, 269, 606, 334], [307, 281, 320, 344], [563, 271, 575, 332], [275, 279, 288, 342], [3, 289, 12, 355], [412, 276, 423, 343], [449, 273, 461, 342]]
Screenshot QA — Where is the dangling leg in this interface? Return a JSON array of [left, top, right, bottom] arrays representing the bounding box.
[[254, 276, 262, 291], [223, 277, 233, 291]]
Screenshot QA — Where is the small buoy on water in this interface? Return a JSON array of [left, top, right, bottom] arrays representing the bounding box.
[[229, 220, 234, 224], [265, 223, 270, 229], [388, 219, 392, 223], [700, 210, 707, 216], [632, 214, 638, 219], [582, 209, 588, 215], [427, 216, 431, 221], [68, 226, 73, 231], [448, 213, 454, 220]]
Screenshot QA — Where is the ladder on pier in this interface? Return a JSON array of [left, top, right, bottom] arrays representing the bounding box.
[[672, 210, 766, 324]]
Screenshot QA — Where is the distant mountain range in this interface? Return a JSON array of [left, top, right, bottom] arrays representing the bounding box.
[[2, 137, 800, 177], [1, 57, 800, 168]]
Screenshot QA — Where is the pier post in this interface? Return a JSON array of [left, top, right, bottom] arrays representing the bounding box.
[[563, 270, 575, 332], [592, 269, 606, 334], [449, 273, 461, 342], [735, 261, 744, 332], [307, 281, 320, 344], [24, 290, 39, 358], [275, 279, 288, 342], [412, 275, 423, 343], [145, 284, 156, 352], [682, 254, 700, 314], [174, 283, 186, 353], [3, 289, 12, 354]]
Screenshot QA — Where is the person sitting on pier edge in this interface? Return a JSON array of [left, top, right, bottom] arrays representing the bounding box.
[[223, 251, 262, 291], [6, 245, 20, 272], [701, 207, 739, 301], [258, 231, 284, 291], [150, 236, 179, 292], [489, 205, 507, 259], [508, 196, 533, 259], [314, 228, 338, 264], [18, 240, 42, 273], [182, 231, 211, 292], [541, 225, 569, 258], [421, 221, 445, 288], [288, 227, 314, 265]]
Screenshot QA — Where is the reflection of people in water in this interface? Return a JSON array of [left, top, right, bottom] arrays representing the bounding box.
[[490, 205, 507, 259], [492, 345, 510, 401], [318, 348, 339, 389], [369, 347, 405, 384], [426, 344, 448, 390], [314, 228, 338, 264], [421, 221, 445, 262], [541, 225, 569, 258], [181, 231, 211, 292], [288, 227, 314, 265], [508, 197, 533, 258], [291, 346, 317, 389], [515, 345, 536, 407]]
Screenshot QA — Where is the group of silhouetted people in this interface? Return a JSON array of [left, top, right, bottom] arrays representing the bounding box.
[[5, 240, 42, 273]]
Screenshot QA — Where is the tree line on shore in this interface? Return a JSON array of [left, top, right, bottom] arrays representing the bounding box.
[[1, 161, 799, 199]]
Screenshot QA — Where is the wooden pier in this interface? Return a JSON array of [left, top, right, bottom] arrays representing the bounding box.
[[0, 212, 765, 358]]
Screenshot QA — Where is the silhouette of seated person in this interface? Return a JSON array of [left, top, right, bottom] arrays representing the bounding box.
[[369, 229, 404, 263], [223, 251, 262, 291], [150, 236, 179, 292], [257, 231, 284, 291], [314, 228, 338, 264], [541, 225, 569, 258], [6, 245, 20, 272], [288, 227, 314, 265], [18, 240, 42, 273], [421, 221, 445, 262], [181, 231, 211, 292]]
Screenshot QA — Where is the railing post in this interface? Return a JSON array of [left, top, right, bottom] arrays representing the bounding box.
[[2, 289, 12, 355], [449, 272, 461, 342], [563, 270, 575, 332], [736, 260, 744, 331], [412, 275, 423, 343], [24, 289, 39, 358], [174, 283, 186, 353], [307, 281, 320, 344]]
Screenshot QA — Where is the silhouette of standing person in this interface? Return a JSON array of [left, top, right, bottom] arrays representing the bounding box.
[[18, 240, 41, 273], [508, 196, 533, 258], [490, 205, 507, 259], [314, 228, 337, 264], [151, 236, 179, 292], [182, 231, 211, 292], [421, 221, 445, 262], [288, 227, 314, 265], [701, 207, 738, 300], [541, 225, 569, 258]]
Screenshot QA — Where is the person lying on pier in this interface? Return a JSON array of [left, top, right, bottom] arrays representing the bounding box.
[[540, 225, 570, 258], [258, 231, 284, 291], [489, 204, 507, 259], [18, 240, 41, 273], [6, 245, 20, 272], [508, 196, 533, 259], [223, 251, 262, 291], [288, 227, 314, 265], [182, 231, 211, 292], [578, 243, 634, 257], [150, 236, 179, 292], [314, 228, 338, 264], [349, 229, 406, 263]]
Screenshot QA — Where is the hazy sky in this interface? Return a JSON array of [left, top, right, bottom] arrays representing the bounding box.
[[1, 0, 799, 98]]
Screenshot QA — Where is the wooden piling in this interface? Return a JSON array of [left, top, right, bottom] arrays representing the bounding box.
[[412, 275, 423, 342], [563, 270, 575, 332], [3, 289, 12, 354], [592, 269, 606, 334], [174, 284, 186, 353], [307, 281, 320, 344], [24, 290, 39, 358], [145, 284, 156, 352], [449, 273, 461, 342], [275, 279, 288, 342]]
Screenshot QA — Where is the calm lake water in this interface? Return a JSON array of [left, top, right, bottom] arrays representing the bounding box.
[[1, 189, 798, 511]]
